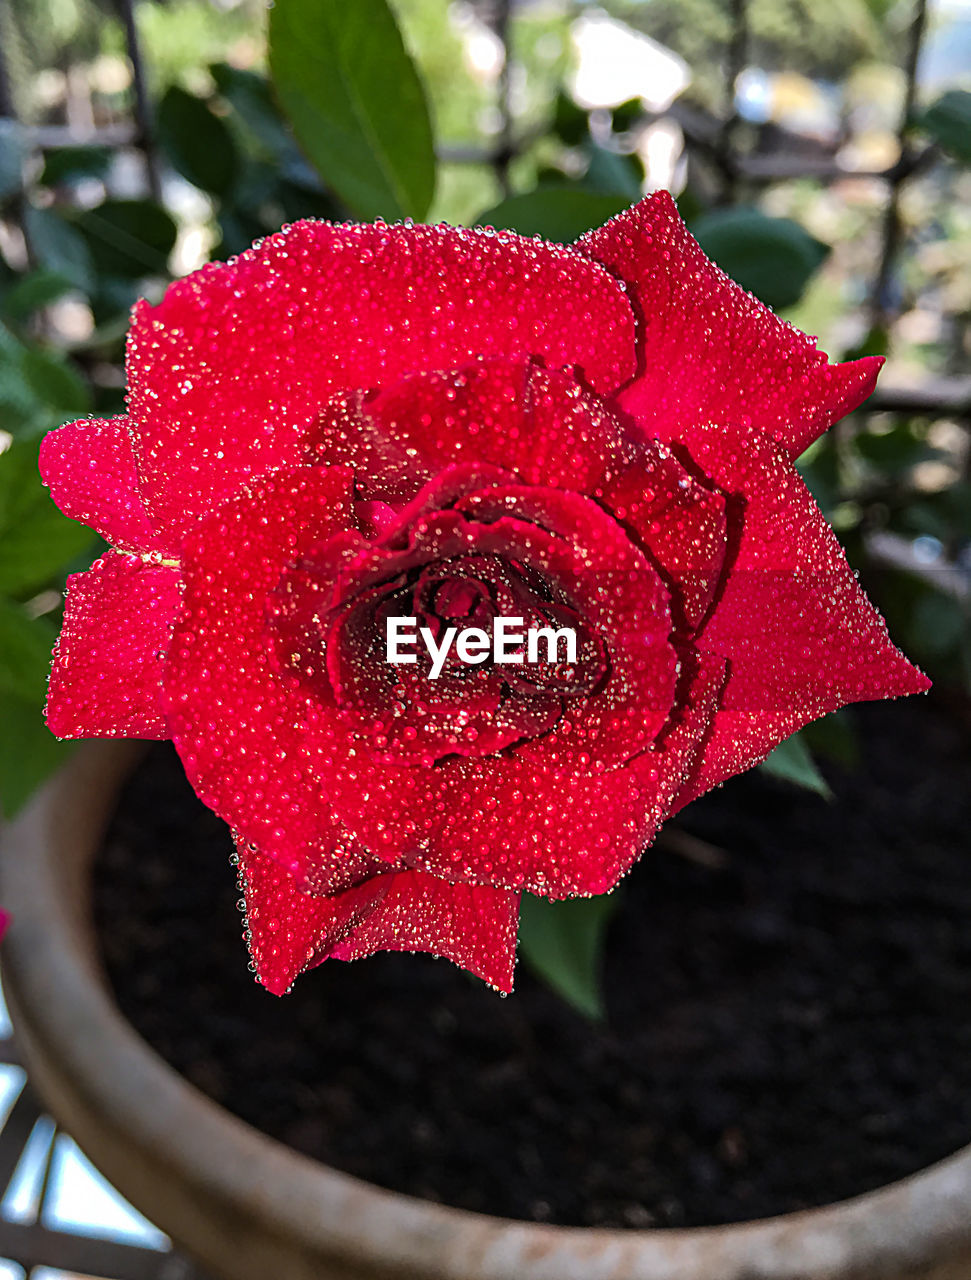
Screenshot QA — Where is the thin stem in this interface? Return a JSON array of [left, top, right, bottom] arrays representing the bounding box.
[[116, 0, 162, 201]]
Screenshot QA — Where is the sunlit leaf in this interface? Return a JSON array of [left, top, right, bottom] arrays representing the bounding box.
[[269, 0, 436, 220]]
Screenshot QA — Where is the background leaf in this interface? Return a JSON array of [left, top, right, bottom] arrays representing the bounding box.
[[759, 730, 832, 798], [22, 207, 95, 294], [691, 207, 829, 310], [74, 199, 178, 279], [919, 90, 971, 166], [0, 689, 75, 819], [268, 0, 436, 221], [1, 269, 76, 322], [518, 892, 618, 1020], [477, 189, 632, 244], [40, 145, 112, 187], [0, 325, 90, 437], [0, 441, 95, 596], [0, 598, 55, 701], [157, 85, 240, 198]]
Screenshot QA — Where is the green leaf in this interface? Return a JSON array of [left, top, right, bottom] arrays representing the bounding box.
[[21, 348, 91, 416], [690, 208, 828, 310], [40, 145, 112, 187], [477, 189, 632, 244], [800, 710, 859, 769], [610, 98, 643, 133], [211, 62, 299, 161], [74, 199, 177, 278], [0, 440, 95, 595], [268, 0, 436, 221], [1, 269, 76, 322], [0, 121, 25, 201], [854, 422, 936, 472], [759, 731, 832, 798], [0, 688, 75, 819], [518, 892, 618, 1020], [0, 598, 55, 701], [584, 146, 643, 198], [157, 85, 240, 198], [919, 90, 971, 165], [909, 590, 967, 657], [552, 90, 588, 147], [0, 322, 90, 437], [22, 206, 96, 294]]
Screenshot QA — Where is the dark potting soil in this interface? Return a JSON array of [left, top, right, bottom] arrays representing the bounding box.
[[93, 695, 971, 1230]]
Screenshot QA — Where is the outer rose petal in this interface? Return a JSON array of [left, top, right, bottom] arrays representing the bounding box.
[[329, 870, 520, 993], [164, 465, 396, 894], [239, 840, 520, 994], [396, 652, 726, 898], [39, 417, 170, 555], [316, 360, 632, 501], [674, 423, 930, 806], [127, 222, 636, 543], [577, 191, 882, 459], [46, 551, 181, 739], [237, 840, 390, 996]]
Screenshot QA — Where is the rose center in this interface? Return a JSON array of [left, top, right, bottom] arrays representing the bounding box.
[[270, 550, 607, 766]]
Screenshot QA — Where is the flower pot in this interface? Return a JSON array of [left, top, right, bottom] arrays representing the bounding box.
[[2, 740, 971, 1280]]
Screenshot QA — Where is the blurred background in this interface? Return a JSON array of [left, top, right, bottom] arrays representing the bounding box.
[[0, 1, 968, 1274]]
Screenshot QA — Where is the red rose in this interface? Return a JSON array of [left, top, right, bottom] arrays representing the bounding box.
[[41, 193, 928, 995]]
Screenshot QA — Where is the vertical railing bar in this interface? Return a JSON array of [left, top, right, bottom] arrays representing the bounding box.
[[717, 0, 747, 203], [117, 0, 162, 202], [869, 0, 928, 330], [491, 0, 513, 197]]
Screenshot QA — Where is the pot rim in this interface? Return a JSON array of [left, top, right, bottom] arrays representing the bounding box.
[[2, 739, 971, 1280]]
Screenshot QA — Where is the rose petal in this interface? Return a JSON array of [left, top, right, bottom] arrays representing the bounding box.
[[237, 839, 390, 996], [330, 868, 521, 993], [577, 191, 882, 459], [164, 465, 391, 892], [39, 417, 170, 555], [239, 838, 520, 994], [406, 650, 726, 897], [46, 550, 181, 739], [601, 443, 728, 633], [674, 423, 930, 805], [316, 360, 633, 503], [127, 224, 636, 542]]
